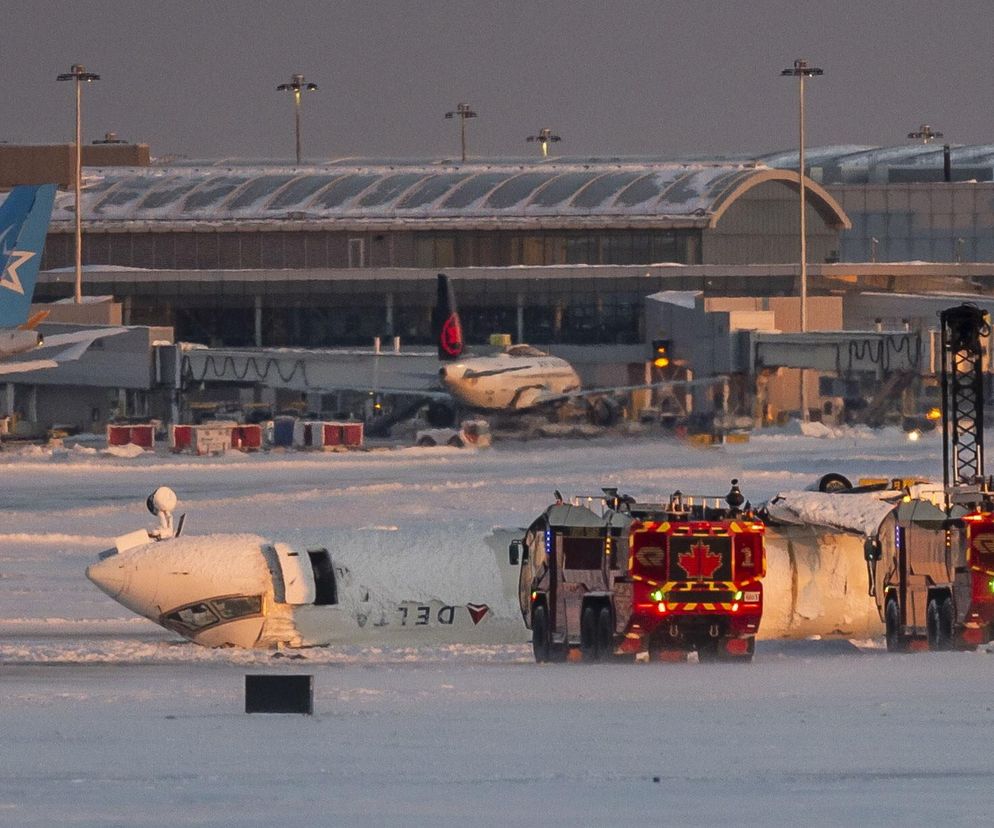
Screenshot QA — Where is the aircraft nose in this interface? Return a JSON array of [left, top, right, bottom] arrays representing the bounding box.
[[86, 557, 127, 599]]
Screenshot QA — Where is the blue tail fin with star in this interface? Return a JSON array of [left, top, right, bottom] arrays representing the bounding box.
[[0, 184, 57, 328]]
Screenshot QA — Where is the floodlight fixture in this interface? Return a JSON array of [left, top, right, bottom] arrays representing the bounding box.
[[526, 127, 561, 158], [908, 124, 943, 144], [444, 103, 477, 162], [277, 74, 319, 165]]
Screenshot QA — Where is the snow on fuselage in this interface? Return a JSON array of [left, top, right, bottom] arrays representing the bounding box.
[[86, 531, 522, 648], [440, 347, 581, 411]]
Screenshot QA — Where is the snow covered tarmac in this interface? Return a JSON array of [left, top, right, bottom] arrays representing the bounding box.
[[3, 428, 993, 825], [5, 651, 994, 826]]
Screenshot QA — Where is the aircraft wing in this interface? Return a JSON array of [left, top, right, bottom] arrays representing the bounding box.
[[41, 327, 129, 349], [0, 326, 130, 375], [339, 386, 451, 400], [529, 376, 729, 406], [0, 358, 59, 375]]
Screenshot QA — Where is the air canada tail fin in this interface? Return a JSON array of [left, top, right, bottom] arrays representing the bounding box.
[[0, 184, 57, 329], [432, 273, 464, 361]]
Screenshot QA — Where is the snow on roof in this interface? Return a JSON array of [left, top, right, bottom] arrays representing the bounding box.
[[53, 158, 803, 226], [545, 502, 609, 529], [758, 143, 994, 183]]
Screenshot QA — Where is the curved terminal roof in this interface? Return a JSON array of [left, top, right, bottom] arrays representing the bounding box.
[[53, 158, 849, 230], [757, 144, 994, 184]]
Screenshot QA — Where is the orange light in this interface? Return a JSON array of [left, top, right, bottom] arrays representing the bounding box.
[[653, 357, 670, 368], [657, 602, 667, 613], [731, 603, 739, 612], [926, 407, 942, 421]]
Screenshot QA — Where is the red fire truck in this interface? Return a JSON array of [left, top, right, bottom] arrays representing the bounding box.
[[509, 482, 766, 662]]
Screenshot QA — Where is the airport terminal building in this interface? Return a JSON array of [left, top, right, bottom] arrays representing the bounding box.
[[33, 158, 849, 348], [8, 144, 994, 435]]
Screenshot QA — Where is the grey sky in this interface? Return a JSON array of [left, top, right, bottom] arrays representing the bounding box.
[[5, 1, 992, 161]]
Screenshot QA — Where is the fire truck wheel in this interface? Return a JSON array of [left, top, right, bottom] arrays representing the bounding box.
[[532, 604, 552, 663], [446, 435, 464, 448], [885, 598, 906, 652], [938, 596, 955, 649], [580, 605, 598, 661], [596, 606, 614, 659], [926, 596, 954, 651]]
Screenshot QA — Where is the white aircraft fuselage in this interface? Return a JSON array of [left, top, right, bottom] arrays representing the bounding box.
[[87, 528, 520, 648], [439, 346, 581, 411]]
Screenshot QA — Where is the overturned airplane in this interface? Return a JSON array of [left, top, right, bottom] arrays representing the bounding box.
[[86, 485, 899, 650]]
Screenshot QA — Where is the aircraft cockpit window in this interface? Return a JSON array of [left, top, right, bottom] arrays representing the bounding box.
[[163, 602, 219, 632], [161, 595, 263, 634], [505, 344, 547, 358], [213, 595, 263, 620]]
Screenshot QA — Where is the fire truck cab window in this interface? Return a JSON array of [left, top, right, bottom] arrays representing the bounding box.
[[525, 528, 546, 570], [563, 536, 603, 570]]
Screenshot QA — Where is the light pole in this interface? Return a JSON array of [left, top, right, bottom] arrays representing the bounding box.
[[444, 103, 477, 162], [56, 63, 100, 305], [781, 58, 822, 422], [908, 124, 943, 144], [277, 74, 318, 166], [526, 127, 561, 158]]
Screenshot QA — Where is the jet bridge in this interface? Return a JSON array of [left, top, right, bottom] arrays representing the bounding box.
[[747, 330, 923, 377], [173, 346, 440, 395]]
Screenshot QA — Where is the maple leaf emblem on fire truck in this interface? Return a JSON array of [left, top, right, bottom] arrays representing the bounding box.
[[677, 541, 723, 580]]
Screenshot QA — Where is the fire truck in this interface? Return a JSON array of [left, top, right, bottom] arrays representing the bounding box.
[[871, 304, 994, 651], [508, 482, 766, 662]]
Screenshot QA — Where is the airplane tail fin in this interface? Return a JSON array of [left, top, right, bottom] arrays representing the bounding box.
[[432, 273, 464, 361], [0, 184, 57, 329]]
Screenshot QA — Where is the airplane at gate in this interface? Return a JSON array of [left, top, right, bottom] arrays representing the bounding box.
[[410, 274, 719, 419], [432, 274, 583, 410]]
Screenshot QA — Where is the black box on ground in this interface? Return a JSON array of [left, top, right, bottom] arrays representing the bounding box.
[[245, 674, 313, 714]]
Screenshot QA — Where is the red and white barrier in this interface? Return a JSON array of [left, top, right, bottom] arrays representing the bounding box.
[[170, 422, 263, 454], [107, 424, 155, 450], [293, 421, 364, 449]]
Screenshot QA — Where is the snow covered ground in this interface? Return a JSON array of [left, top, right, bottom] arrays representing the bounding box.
[[3, 427, 993, 825]]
